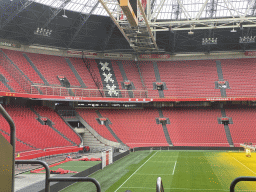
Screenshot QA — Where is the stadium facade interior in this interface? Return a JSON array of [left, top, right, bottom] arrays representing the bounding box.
[[1, 0, 256, 191]]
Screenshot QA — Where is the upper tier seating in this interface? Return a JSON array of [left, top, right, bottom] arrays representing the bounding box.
[[34, 106, 81, 145], [99, 109, 168, 148], [157, 60, 221, 97], [221, 58, 256, 97], [26, 52, 80, 87], [0, 81, 9, 92], [76, 109, 117, 142], [225, 108, 256, 147], [162, 108, 229, 147], [139, 61, 159, 97], [0, 64, 25, 93], [110, 60, 124, 91], [68, 58, 98, 90], [1, 48, 256, 99], [2, 105, 73, 149], [2, 49, 44, 85]]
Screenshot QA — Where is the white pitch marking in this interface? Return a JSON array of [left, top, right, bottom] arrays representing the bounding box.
[[150, 161, 177, 162], [120, 187, 229, 191], [172, 161, 177, 175], [135, 173, 172, 175], [232, 157, 256, 175], [56, 166, 92, 167], [114, 151, 158, 192]]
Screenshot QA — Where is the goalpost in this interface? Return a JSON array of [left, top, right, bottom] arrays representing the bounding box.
[[102, 148, 113, 169]]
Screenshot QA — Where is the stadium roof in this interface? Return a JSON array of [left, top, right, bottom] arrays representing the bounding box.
[[1, 0, 256, 54], [32, 0, 256, 20]]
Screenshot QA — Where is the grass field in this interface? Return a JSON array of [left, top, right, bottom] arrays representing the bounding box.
[[61, 150, 256, 192]]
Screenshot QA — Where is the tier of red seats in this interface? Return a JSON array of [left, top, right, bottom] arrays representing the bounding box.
[[26, 52, 80, 87], [2, 49, 44, 85], [110, 60, 124, 91], [0, 81, 9, 92], [221, 58, 256, 97], [2, 48, 256, 99], [68, 58, 98, 90], [99, 109, 169, 148], [157, 60, 221, 97], [225, 108, 256, 147], [139, 61, 159, 97], [0, 61, 26, 93], [3, 105, 73, 149], [0, 131, 34, 152], [122, 61, 143, 90], [33, 106, 81, 145], [162, 108, 229, 147], [76, 109, 117, 142]]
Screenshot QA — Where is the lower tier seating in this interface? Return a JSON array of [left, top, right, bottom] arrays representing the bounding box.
[[162, 108, 229, 147], [225, 108, 256, 147], [0, 105, 74, 151], [99, 109, 168, 148], [33, 106, 81, 145], [76, 109, 117, 142]]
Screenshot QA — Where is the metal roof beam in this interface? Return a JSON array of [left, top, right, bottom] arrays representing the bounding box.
[[138, 0, 158, 50], [0, 0, 33, 30], [176, 0, 192, 21], [42, 0, 71, 28], [101, 21, 116, 51], [195, 0, 209, 20], [68, 1, 99, 48], [206, 0, 217, 18], [98, 0, 135, 51], [151, 0, 165, 22], [151, 17, 256, 26]]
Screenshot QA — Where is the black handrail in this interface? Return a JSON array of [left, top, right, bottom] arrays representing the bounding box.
[[49, 177, 101, 192], [15, 160, 101, 192], [0, 104, 15, 192], [16, 160, 50, 191], [230, 176, 256, 192]]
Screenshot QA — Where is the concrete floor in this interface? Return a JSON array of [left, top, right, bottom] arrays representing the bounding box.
[[14, 153, 102, 192]]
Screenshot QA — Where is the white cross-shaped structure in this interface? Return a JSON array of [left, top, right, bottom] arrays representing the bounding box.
[[106, 84, 118, 96], [103, 72, 114, 83], [100, 62, 110, 71]]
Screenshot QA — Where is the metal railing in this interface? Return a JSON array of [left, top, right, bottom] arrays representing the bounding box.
[[0, 104, 16, 192], [31, 84, 148, 98], [230, 176, 256, 192], [15, 160, 101, 192]]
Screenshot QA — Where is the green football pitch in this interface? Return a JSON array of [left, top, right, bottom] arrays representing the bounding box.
[[61, 150, 256, 192]]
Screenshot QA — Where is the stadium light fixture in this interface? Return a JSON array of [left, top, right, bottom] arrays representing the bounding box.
[[239, 36, 255, 43], [202, 38, 217, 45], [34, 28, 52, 37]]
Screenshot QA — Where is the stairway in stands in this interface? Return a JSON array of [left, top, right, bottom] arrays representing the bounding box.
[[157, 108, 172, 146], [95, 110, 125, 145], [153, 62, 165, 98], [65, 58, 87, 88], [220, 108, 234, 147], [116, 60, 134, 98]]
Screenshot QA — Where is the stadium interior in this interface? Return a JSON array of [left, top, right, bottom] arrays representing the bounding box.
[[1, 0, 256, 191]]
